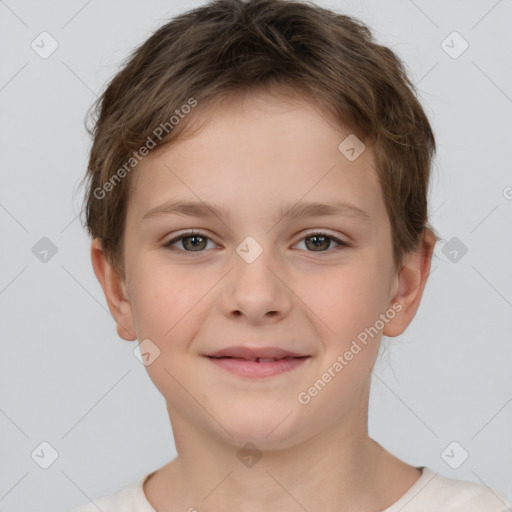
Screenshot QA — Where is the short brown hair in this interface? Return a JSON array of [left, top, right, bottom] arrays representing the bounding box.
[[81, 0, 440, 278]]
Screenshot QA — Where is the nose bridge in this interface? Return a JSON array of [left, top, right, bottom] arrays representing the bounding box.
[[223, 235, 292, 321]]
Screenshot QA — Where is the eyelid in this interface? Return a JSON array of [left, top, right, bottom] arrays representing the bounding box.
[[294, 230, 351, 251], [299, 229, 348, 243], [163, 230, 217, 247]]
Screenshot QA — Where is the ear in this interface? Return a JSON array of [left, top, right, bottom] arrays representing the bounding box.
[[90, 238, 137, 341], [383, 230, 437, 338]]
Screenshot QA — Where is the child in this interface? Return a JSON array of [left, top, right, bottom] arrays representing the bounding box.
[[74, 0, 512, 510]]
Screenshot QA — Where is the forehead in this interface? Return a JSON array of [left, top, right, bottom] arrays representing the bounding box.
[[128, 88, 386, 228]]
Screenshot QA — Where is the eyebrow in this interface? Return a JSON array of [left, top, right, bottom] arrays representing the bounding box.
[[141, 199, 371, 224]]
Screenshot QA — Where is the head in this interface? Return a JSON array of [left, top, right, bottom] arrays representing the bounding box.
[[82, 0, 440, 449]]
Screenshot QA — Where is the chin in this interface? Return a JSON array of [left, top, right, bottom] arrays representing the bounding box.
[[216, 406, 306, 450]]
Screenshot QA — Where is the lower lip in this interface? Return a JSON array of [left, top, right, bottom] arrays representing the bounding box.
[[205, 356, 310, 378]]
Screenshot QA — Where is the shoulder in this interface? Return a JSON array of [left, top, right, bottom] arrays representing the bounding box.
[[394, 467, 512, 512], [70, 473, 156, 512]]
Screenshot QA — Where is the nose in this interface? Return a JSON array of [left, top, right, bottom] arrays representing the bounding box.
[[220, 246, 293, 325]]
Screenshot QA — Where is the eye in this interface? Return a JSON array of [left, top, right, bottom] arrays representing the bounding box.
[[163, 231, 216, 254], [294, 231, 350, 253], [163, 230, 350, 255]]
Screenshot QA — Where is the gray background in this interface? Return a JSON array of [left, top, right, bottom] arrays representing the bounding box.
[[1, 1, 511, 510]]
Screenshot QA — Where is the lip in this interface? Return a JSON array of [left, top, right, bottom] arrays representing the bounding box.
[[204, 346, 311, 378], [206, 346, 307, 359]]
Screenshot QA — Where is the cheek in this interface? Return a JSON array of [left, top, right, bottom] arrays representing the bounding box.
[[127, 259, 183, 338], [296, 259, 390, 341], [128, 258, 212, 349], [129, 280, 171, 334], [127, 266, 202, 392]]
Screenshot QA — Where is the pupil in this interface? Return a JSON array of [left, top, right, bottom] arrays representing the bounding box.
[[186, 235, 205, 250], [308, 235, 329, 251]]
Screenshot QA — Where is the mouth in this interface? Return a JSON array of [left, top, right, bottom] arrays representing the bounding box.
[[204, 346, 311, 378], [208, 355, 307, 363]]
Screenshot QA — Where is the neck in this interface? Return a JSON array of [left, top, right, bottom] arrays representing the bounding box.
[[143, 388, 420, 511]]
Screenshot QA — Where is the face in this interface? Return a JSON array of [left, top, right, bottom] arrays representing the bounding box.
[[114, 89, 406, 449]]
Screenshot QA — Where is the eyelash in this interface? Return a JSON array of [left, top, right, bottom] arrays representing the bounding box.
[[163, 230, 351, 256]]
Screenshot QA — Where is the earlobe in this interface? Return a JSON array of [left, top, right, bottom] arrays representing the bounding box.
[[383, 231, 437, 338], [90, 238, 138, 341]]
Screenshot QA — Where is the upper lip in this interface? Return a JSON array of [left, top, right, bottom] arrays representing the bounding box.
[[206, 346, 308, 360]]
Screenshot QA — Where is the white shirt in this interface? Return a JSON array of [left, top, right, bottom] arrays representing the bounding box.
[[71, 466, 512, 511]]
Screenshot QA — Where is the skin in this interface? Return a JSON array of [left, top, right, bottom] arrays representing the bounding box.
[[91, 87, 436, 512]]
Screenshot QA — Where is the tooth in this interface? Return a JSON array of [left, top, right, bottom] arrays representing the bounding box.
[[256, 358, 276, 363]]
